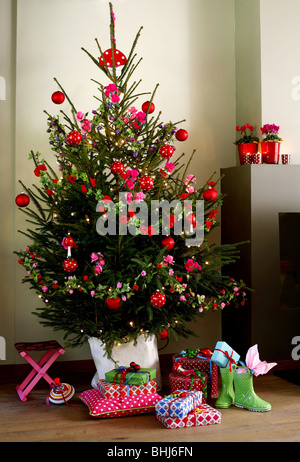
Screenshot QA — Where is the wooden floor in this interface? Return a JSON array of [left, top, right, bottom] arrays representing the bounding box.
[[0, 371, 299, 443]]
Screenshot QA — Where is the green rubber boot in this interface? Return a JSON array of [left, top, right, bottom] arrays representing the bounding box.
[[215, 367, 235, 408], [233, 369, 271, 412]]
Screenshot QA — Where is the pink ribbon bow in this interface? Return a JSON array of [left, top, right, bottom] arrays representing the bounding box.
[[245, 344, 277, 377]]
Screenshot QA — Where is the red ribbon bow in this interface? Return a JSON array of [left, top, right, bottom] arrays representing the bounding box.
[[214, 348, 237, 371]]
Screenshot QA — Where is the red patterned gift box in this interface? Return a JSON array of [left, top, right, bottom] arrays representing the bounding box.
[[156, 403, 221, 429], [169, 372, 208, 403], [97, 379, 157, 400], [172, 352, 218, 398], [79, 388, 162, 418]]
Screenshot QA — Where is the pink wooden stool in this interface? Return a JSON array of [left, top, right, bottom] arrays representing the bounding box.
[[15, 340, 65, 401]]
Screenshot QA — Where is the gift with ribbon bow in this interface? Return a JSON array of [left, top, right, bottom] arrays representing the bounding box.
[[169, 362, 208, 402], [105, 363, 156, 385], [156, 403, 222, 429], [97, 379, 157, 400], [211, 341, 240, 370], [172, 349, 218, 398], [155, 390, 202, 419]]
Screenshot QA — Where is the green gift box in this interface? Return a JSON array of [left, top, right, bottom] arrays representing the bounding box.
[[105, 367, 156, 385]]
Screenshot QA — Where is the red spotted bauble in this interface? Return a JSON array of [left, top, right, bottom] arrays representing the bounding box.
[[51, 91, 65, 104], [139, 175, 154, 191], [159, 329, 169, 340], [150, 290, 166, 308], [64, 235, 74, 248], [110, 161, 125, 176], [62, 257, 78, 273], [15, 193, 30, 207], [175, 129, 188, 141], [203, 187, 218, 201], [161, 236, 175, 250], [142, 101, 155, 114], [66, 130, 81, 146], [106, 297, 121, 310], [159, 145, 174, 159]]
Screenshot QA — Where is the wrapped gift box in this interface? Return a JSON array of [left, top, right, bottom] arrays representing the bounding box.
[[211, 341, 240, 369], [155, 391, 202, 419], [169, 372, 207, 403], [172, 353, 218, 398], [105, 367, 156, 385], [156, 404, 221, 429], [79, 388, 162, 418], [97, 379, 157, 399]]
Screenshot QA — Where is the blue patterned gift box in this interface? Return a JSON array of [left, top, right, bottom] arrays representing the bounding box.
[[155, 391, 202, 419], [211, 341, 240, 369]]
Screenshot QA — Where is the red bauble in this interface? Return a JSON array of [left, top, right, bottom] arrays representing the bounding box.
[[142, 101, 155, 114], [159, 329, 169, 340], [200, 348, 213, 358], [62, 257, 78, 273], [175, 129, 188, 141], [161, 236, 175, 250], [51, 91, 65, 104], [15, 193, 30, 207], [110, 161, 125, 175], [159, 145, 174, 159], [168, 215, 177, 228], [203, 187, 218, 201], [150, 290, 166, 308], [106, 297, 121, 310], [139, 175, 154, 191], [66, 130, 81, 146], [186, 213, 197, 227]]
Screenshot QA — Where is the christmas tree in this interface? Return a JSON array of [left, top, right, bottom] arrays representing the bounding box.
[[15, 3, 247, 357]]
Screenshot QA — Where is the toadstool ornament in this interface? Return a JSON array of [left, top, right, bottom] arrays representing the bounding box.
[[99, 49, 127, 76], [110, 161, 125, 176], [150, 290, 166, 308], [139, 175, 154, 191], [159, 145, 174, 159]]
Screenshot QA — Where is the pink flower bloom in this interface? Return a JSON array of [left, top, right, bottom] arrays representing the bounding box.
[[125, 179, 135, 189], [128, 106, 137, 114], [180, 295, 186, 301], [94, 265, 103, 274], [165, 162, 175, 173], [42, 286, 48, 292], [125, 192, 133, 204], [81, 118, 92, 133], [141, 271, 146, 276], [91, 291, 95, 297], [185, 258, 201, 272], [106, 83, 118, 93], [134, 192, 146, 203], [76, 111, 84, 121], [164, 255, 175, 265], [186, 186, 195, 193], [91, 252, 99, 262], [169, 269, 174, 276], [111, 93, 120, 104], [183, 174, 196, 185]]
